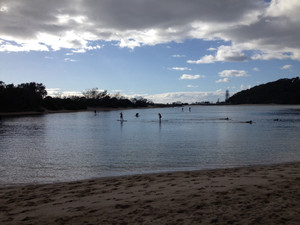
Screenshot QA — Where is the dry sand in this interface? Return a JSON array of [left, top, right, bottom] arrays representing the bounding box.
[[1, 163, 299, 225]]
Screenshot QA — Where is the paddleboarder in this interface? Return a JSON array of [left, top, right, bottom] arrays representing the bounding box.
[[158, 113, 162, 122]]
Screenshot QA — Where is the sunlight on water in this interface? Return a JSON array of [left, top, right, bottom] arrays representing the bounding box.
[[0, 105, 300, 185]]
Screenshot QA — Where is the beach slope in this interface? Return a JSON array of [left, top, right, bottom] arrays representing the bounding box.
[[1, 163, 299, 225]]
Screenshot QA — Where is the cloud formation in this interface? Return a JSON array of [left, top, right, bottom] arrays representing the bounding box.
[[172, 54, 186, 58], [187, 85, 198, 88], [216, 78, 230, 83], [218, 70, 247, 78], [46, 88, 83, 97], [144, 90, 224, 104], [187, 45, 248, 64], [0, 0, 299, 61], [170, 67, 191, 71], [281, 65, 292, 70], [179, 74, 205, 80]]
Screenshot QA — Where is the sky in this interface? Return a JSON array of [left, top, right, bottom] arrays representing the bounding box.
[[0, 0, 299, 104]]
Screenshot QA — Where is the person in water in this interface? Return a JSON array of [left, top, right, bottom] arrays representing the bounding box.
[[158, 113, 162, 122], [135, 113, 139, 117]]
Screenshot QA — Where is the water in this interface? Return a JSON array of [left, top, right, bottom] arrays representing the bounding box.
[[0, 105, 300, 185]]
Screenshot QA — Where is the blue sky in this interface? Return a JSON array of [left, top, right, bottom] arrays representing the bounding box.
[[0, 0, 299, 103]]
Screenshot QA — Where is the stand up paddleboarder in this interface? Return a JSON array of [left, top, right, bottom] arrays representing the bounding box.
[[158, 113, 162, 122]]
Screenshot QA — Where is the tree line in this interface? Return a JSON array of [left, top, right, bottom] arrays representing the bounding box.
[[0, 82, 153, 112]]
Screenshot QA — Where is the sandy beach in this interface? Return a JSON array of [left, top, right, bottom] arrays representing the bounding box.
[[1, 163, 299, 225]]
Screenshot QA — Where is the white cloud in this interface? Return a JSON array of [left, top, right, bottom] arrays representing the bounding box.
[[179, 74, 205, 80], [187, 45, 248, 64], [46, 88, 61, 96], [207, 47, 216, 51], [0, 6, 8, 12], [281, 64, 292, 70], [251, 51, 294, 61], [170, 67, 191, 71], [72, 49, 86, 53], [187, 55, 216, 64], [187, 85, 198, 88], [172, 54, 186, 58], [62, 91, 83, 97], [64, 58, 77, 62], [218, 70, 247, 78], [216, 78, 230, 83], [265, 0, 300, 18], [46, 88, 83, 97], [0, 0, 299, 61], [144, 90, 224, 104], [0, 40, 49, 52], [253, 67, 260, 71]]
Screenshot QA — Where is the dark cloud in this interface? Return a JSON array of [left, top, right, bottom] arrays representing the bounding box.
[[83, 0, 260, 30], [0, 0, 299, 61]]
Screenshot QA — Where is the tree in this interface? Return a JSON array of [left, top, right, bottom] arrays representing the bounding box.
[[131, 96, 151, 107], [82, 88, 100, 99], [18, 82, 47, 98], [82, 88, 108, 99], [0, 81, 47, 112], [1, 81, 153, 112]]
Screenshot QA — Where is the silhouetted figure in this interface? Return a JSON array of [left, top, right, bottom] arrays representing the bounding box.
[[120, 112, 123, 120], [94, 110, 97, 115], [219, 117, 229, 120], [158, 113, 162, 122], [189, 107, 191, 112], [135, 113, 139, 117], [182, 107, 184, 112], [246, 120, 253, 124]]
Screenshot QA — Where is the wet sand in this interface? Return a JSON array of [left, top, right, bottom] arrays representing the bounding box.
[[1, 163, 299, 225]]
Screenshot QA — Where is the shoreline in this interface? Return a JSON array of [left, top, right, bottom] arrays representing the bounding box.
[[0, 107, 141, 118], [1, 162, 299, 224], [1, 161, 298, 188], [0, 105, 165, 118]]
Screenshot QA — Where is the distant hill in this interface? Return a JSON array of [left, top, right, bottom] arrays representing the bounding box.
[[227, 77, 300, 104]]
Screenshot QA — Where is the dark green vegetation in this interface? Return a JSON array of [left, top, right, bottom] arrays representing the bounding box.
[[0, 82, 153, 113], [1, 77, 299, 113], [227, 77, 300, 104], [0, 82, 47, 112]]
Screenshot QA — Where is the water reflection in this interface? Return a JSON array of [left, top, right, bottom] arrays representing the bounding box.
[[0, 105, 300, 185]]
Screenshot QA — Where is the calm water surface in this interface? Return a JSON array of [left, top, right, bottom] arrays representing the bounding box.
[[1, 105, 300, 185]]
